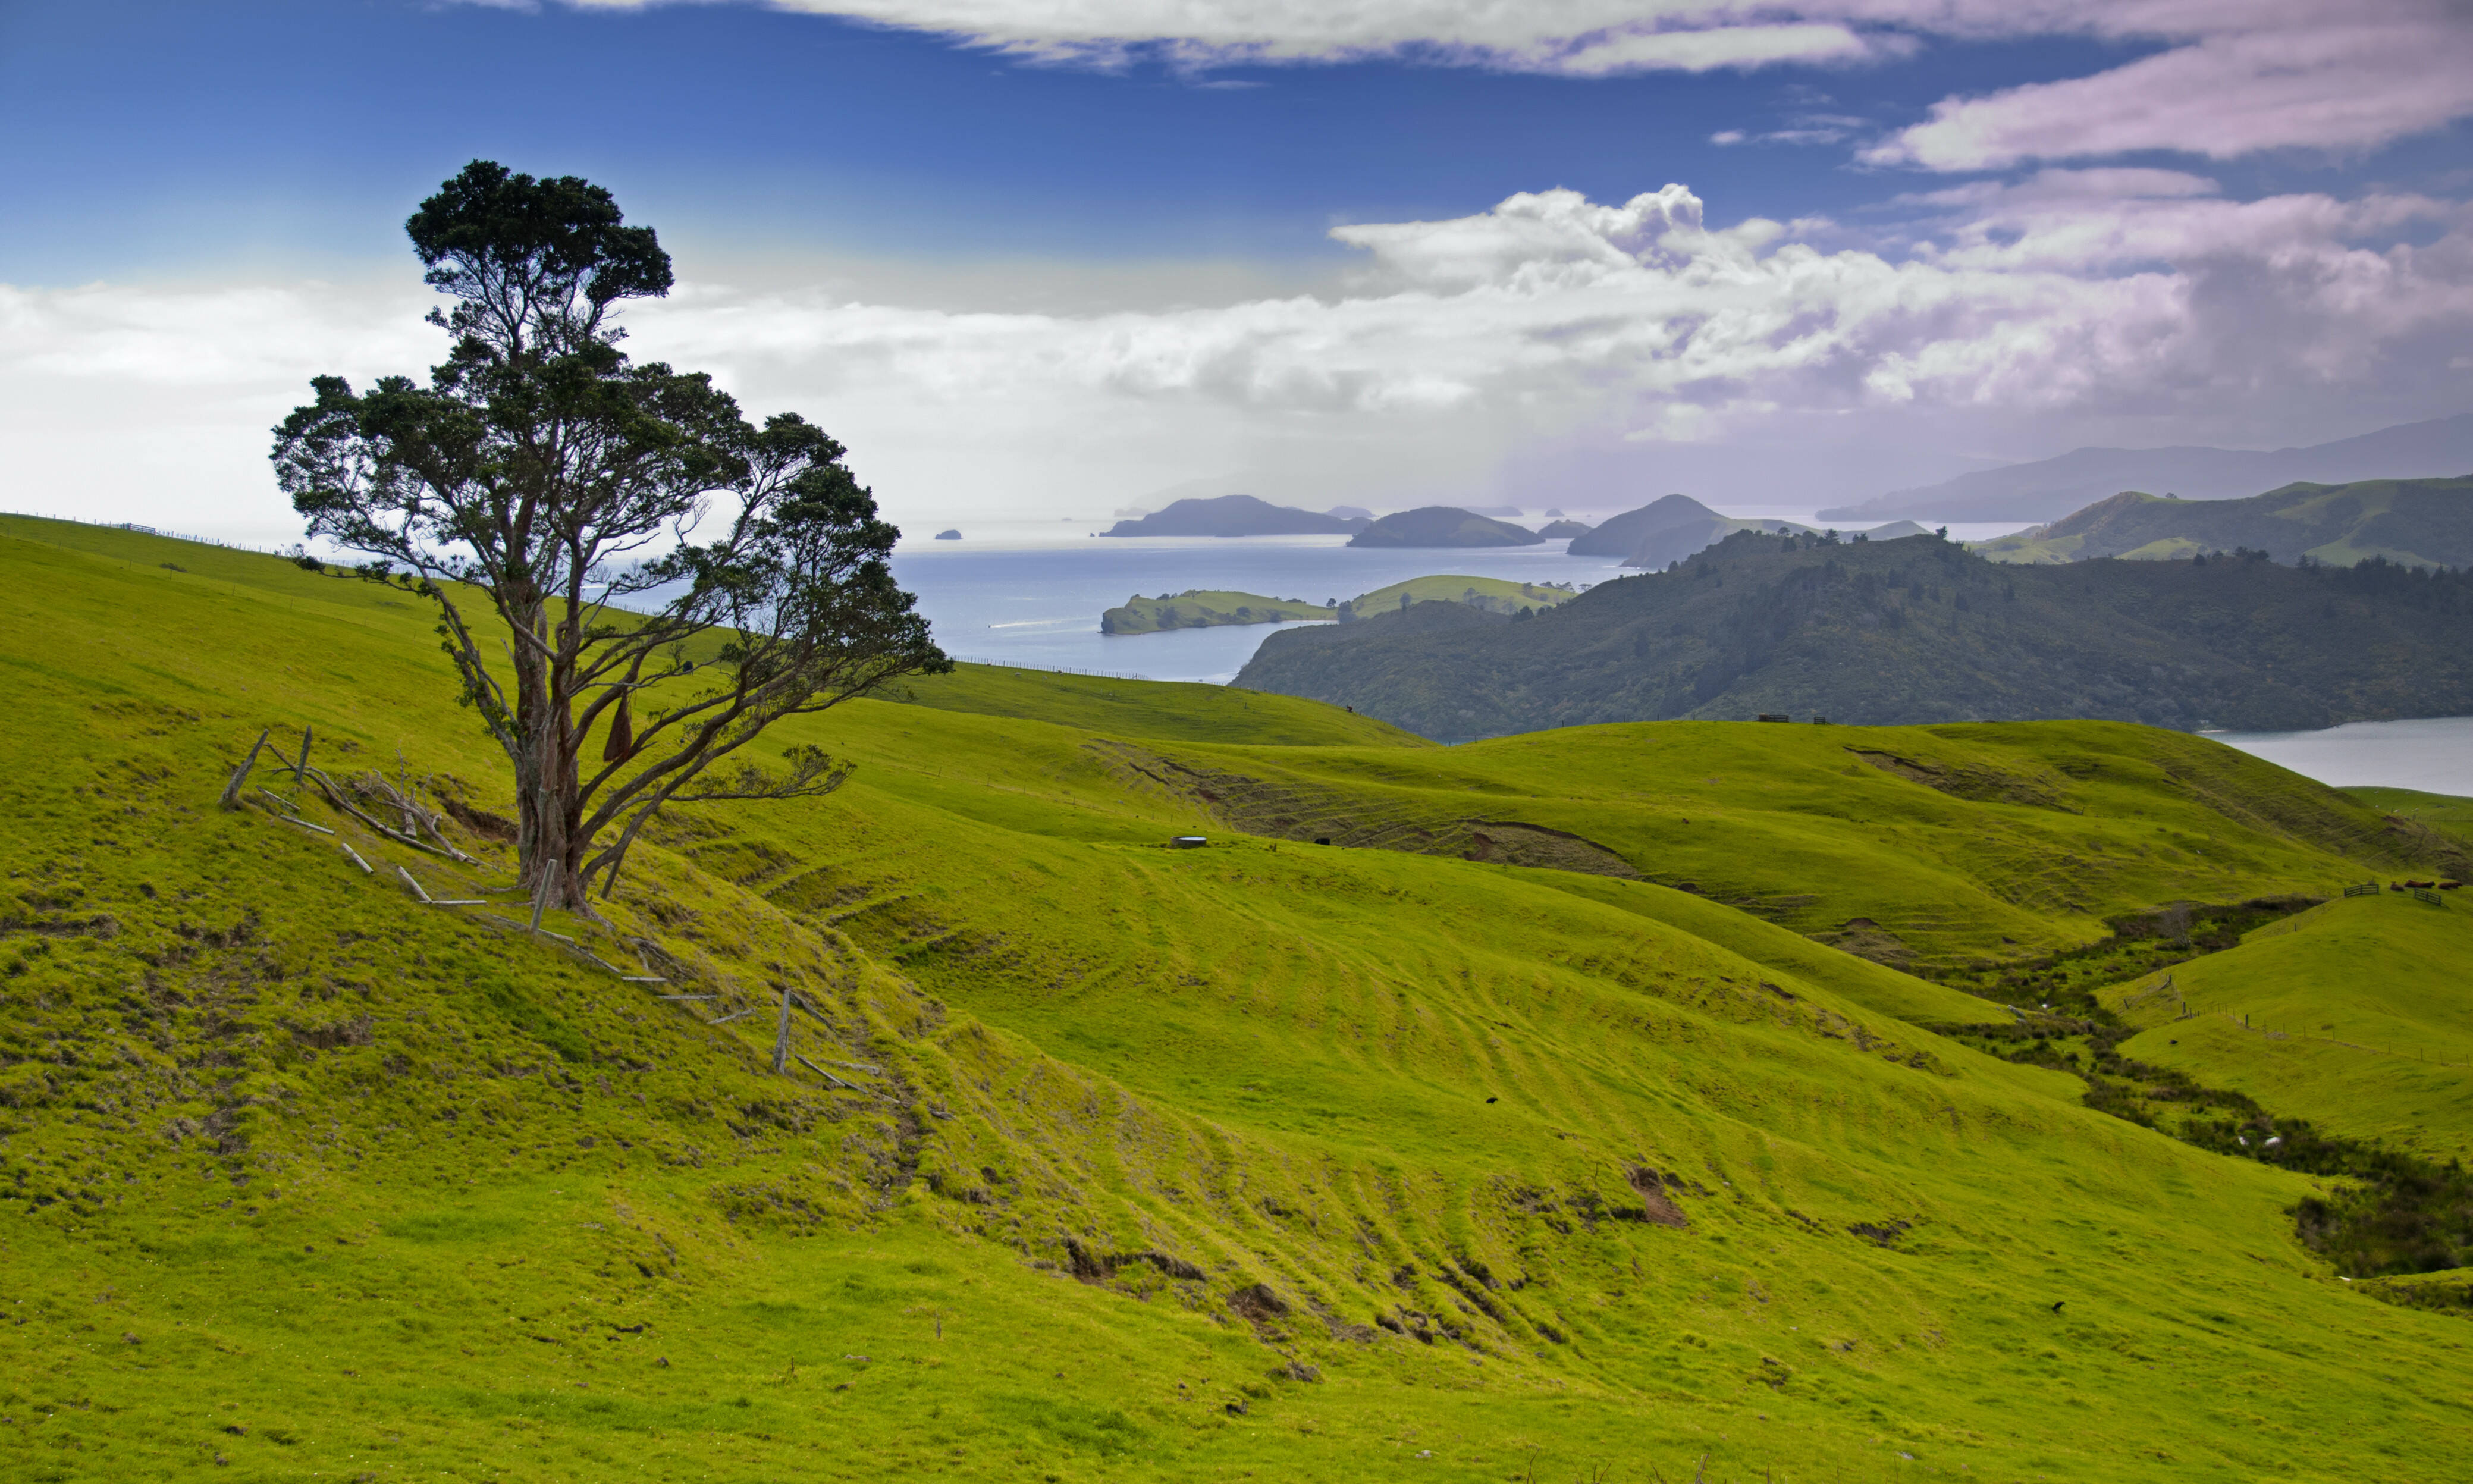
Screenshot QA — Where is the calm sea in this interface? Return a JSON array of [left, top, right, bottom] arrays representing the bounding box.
[[2210, 717, 2473, 797], [890, 529, 1631, 682], [889, 513, 2029, 683]]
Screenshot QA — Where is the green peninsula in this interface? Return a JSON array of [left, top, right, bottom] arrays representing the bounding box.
[[1101, 575, 1583, 635], [1099, 588, 1336, 633]]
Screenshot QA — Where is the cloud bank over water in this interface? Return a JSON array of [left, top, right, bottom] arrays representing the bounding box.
[[10, 170, 2469, 533]]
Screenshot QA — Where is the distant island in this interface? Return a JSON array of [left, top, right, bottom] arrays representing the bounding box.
[[1818, 412, 2473, 523], [1237, 527, 2473, 737], [933, 528, 961, 541], [1564, 494, 1923, 567], [1101, 494, 1370, 537], [1536, 518, 1593, 538], [1100, 574, 1580, 635], [1348, 506, 1542, 548], [1972, 475, 2473, 569]]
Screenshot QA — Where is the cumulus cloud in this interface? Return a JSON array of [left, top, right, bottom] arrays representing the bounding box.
[[10, 177, 2469, 534]]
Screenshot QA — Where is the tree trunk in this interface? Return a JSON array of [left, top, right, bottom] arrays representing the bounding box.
[[504, 598, 594, 910]]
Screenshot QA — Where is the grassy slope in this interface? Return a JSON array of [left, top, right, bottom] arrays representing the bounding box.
[[1099, 717, 2451, 969], [890, 662, 1421, 748], [2348, 786, 2473, 849], [1350, 575, 1577, 617], [4, 517, 2472, 1481], [2102, 893, 2473, 1158]]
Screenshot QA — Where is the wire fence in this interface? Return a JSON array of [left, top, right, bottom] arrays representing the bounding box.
[[2, 510, 297, 556]]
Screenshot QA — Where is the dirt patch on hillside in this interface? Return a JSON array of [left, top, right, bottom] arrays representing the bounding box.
[[1808, 915, 1918, 970], [1624, 1166, 1691, 1228], [1850, 749, 2075, 811]]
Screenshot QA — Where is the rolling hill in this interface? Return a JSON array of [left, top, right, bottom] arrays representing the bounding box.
[[1235, 528, 2473, 738], [5, 513, 2473, 1481], [1819, 413, 2473, 523], [2100, 892, 2473, 1159], [1968, 476, 2473, 568]]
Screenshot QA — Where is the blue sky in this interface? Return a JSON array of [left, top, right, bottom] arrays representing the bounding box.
[[5, 0, 2471, 538]]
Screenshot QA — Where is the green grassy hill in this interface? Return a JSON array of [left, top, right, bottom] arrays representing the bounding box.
[[1348, 574, 1578, 618], [2100, 893, 2473, 1158], [1236, 528, 2473, 736], [6, 514, 2473, 1481], [1095, 576, 1579, 638], [1970, 476, 2473, 568], [2349, 786, 2473, 848], [1097, 590, 1335, 635]]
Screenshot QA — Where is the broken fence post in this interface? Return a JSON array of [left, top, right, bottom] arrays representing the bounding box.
[[528, 858, 558, 936], [773, 981, 794, 1076], [218, 729, 272, 810]]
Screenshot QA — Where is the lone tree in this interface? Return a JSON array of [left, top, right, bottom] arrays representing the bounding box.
[[273, 161, 948, 908]]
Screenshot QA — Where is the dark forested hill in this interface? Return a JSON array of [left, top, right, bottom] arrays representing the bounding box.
[[1972, 475, 2473, 568], [1235, 529, 2473, 738]]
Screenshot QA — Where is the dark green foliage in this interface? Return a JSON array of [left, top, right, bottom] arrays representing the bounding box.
[[1237, 528, 2473, 736], [271, 161, 946, 905], [1942, 898, 2324, 1012]]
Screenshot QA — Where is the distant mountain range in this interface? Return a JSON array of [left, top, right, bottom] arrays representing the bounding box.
[[1973, 475, 2473, 569], [1819, 413, 2473, 523], [1101, 494, 1369, 537], [1235, 528, 2473, 738]]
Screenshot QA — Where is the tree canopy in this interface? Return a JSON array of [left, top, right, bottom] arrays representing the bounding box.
[[272, 161, 947, 906]]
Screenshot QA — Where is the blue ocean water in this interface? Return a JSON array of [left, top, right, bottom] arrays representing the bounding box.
[[891, 532, 1634, 682]]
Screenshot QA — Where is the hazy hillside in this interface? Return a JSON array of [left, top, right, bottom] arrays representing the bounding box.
[[1971, 475, 2473, 568], [1347, 505, 1541, 547], [1236, 529, 2473, 737], [1820, 413, 2473, 523], [8, 514, 2473, 1481], [1565, 493, 1812, 564], [1102, 493, 1367, 537]]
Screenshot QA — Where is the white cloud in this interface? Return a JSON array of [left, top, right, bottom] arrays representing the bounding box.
[[554, 1, 1913, 74], [1865, 1, 2473, 170], [530, 2, 2473, 168], [9, 178, 2469, 536]]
